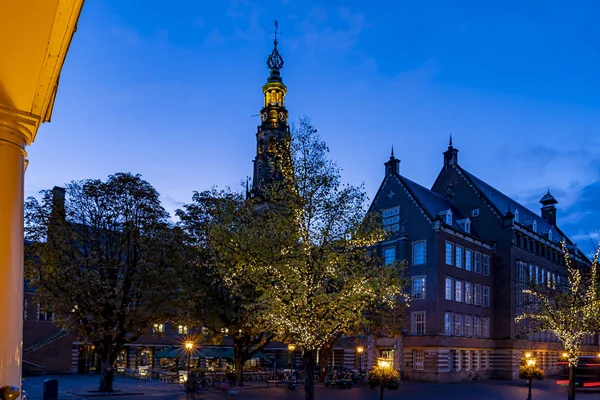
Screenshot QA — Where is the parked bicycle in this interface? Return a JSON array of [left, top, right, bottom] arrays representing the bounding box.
[[465, 370, 483, 382]]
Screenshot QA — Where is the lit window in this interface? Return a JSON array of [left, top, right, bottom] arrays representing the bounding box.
[[444, 313, 453, 335], [178, 325, 188, 335], [465, 249, 473, 271], [454, 314, 463, 336], [455, 280, 463, 303], [413, 349, 425, 370], [37, 305, 53, 322], [474, 252, 482, 274], [412, 276, 426, 300], [445, 242, 454, 265], [384, 247, 396, 265], [412, 241, 426, 265], [465, 282, 473, 304], [445, 277, 454, 301], [411, 312, 426, 335], [153, 323, 165, 333], [483, 255, 490, 276], [382, 207, 400, 232], [455, 246, 463, 268], [482, 286, 490, 307]]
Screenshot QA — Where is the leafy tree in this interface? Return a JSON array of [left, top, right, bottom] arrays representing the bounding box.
[[25, 173, 185, 392], [176, 189, 278, 386], [515, 242, 600, 400], [256, 117, 409, 400]]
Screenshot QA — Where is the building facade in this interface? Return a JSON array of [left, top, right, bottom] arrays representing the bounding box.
[[365, 140, 597, 382]]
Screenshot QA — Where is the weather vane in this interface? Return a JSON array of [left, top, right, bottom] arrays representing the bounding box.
[[271, 20, 280, 44], [267, 20, 284, 72]]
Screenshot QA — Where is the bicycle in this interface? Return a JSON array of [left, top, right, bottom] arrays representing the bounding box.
[[465, 370, 482, 382]]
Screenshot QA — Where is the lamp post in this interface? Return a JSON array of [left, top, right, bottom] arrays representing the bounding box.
[[185, 341, 194, 385], [287, 344, 296, 371], [526, 358, 536, 400], [377, 358, 392, 400], [356, 346, 364, 373]]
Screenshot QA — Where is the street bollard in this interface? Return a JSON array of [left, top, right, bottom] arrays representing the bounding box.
[[42, 379, 58, 400], [0, 386, 20, 400]]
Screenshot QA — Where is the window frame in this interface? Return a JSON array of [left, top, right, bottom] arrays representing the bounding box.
[[483, 254, 491, 276], [465, 282, 473, 304], [382, 206, 400, 232], [445, 277, 454, 301], [482, 286, 490, 307], [444, 312, 453, 335], [474, 251, 483, 274], [474, 284, 482, 306], [411, 276, 427, 300], [455, 245, 463, 269], [384, 246, 396, 266], [465, 249, 473, 271], [411, 311, 426, 335], [455, 280, 463, 303], [445, 241, 454, 266], [412, 240, 427, 266]]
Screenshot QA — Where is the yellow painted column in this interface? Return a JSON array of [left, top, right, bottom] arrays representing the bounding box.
[[0, 122, 26, 390]]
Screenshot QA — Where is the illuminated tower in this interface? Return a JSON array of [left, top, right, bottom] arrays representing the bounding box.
[[251, 21, 291, 196]]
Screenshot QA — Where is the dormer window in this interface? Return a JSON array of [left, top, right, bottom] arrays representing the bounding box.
[[532, 220, 537, 233], [471, 208, 480, 217], [457, 218, 471, 234], [548, 230, 553, 241], [514, 209, 520, 223], [439, 209, 452, 226]]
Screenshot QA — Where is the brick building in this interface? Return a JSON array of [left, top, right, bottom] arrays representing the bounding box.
[[365, 139, 596, 382]]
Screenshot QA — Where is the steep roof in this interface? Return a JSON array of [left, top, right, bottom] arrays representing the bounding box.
[[399, 175, 481, 238], [457, 167, 585, 258]]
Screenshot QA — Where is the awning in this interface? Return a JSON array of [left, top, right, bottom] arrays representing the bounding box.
[[212, 347, 234, 360], [250, 351, 269, 360], [197, 348, 220, 359], [154, 348, 182, 359]]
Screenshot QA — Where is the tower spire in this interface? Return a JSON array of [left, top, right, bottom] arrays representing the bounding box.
[[266, 20, 284, 82], [391, 146, 395, 158], [449, 133, 453, 147]]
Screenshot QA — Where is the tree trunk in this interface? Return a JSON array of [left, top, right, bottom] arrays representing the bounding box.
[[380, 383, 384, 400], [233, 338, 245, 387], [568, 363, 576, 400], [318, 342, 334, 382], [303, 349, 316, 400], [98, 351, 114, 392]]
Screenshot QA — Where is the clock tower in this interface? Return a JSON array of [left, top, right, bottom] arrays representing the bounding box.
[[251, 21, 291, 196]]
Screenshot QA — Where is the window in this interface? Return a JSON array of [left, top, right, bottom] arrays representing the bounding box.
[[541, 268, 546, 285], [483, 255, 490, 276], [445, 242, 454, 265], [465, 249, 473, 271], [445, 277, 454, 301], [474, 317, 482, 338], [483, 318, 490, 338], [37, 306, 53, 322], [465, 282, 473, 304], [474, 284, 482, 306], [153, 323, 165, 333], [514, 209, 520, 223], [455, 246, 463, 268], [482, 286, 490, 307], [412, 241, 426, 265], [455, 280, 463, 303], [411, 311, 426, 335], [548, 230, 553, 241], [454, 314, 463, 336], [449, 350, 458, 371], [412, 276, 426, 300], [535, 265, 539, 284], [413, 350, 425, 370], [464, 316, 472, 336], [457, 218, 471, 233], [532, 220, 537, 233], [471, 208, 480, 217], [382, 206, 400, 232], [445, 313, 453, 335], [440, 209, 453, 225], [474, 252, 482, 274], [178, 325, 188, 335], [481, 351, 489, 369], [473, 351, 480, 370], [384, 247, 396, 265]]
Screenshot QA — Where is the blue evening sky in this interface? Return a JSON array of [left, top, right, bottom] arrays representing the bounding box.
[[26, 0, 600, 253]]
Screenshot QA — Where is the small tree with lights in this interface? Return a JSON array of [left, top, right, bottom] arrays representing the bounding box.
[[519, 353, 544, 400], [515, 242, 600, 400], [369, 359, 400, 400]]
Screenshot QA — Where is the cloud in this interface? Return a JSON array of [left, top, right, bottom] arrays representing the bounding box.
[[287, 6, 366, 56]]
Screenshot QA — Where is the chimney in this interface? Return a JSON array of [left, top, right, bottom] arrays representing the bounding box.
[[539, 190, 558, 226], [443, 134, 459, 169], [384, 147, 400, 177]]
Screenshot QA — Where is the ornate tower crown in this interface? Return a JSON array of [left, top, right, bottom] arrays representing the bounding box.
[[266, 20, 284, 82]]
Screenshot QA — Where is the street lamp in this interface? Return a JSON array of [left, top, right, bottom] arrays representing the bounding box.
[[288, 344, 296, 370], [185, 341, 194, 383], [526, 358, 536, 400], [356, 346, 364, 372]]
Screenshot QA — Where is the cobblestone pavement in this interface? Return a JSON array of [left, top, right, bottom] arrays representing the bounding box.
[[22, 374, 600, 400]]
